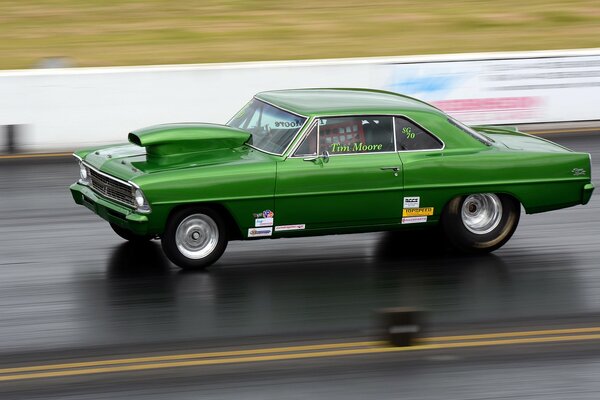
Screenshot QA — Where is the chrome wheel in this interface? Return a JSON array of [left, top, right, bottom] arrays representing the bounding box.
[[461, 193, 503, 235], [175, 214, 219, 259]]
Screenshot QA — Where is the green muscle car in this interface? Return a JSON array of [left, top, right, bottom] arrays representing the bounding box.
[[70, 88, 594, 269]]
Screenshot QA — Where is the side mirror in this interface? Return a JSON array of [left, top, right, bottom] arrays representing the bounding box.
[[303, 151, 330, 164]]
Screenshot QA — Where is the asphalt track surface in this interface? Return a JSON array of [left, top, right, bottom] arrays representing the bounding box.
[[1, 131, 600, 398]]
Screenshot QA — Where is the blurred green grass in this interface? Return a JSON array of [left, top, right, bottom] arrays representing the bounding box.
[[1, 0, 600, 70]]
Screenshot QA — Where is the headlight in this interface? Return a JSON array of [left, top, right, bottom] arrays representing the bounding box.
[[79, 162, 89, 185], [133, 187, 151, 213]]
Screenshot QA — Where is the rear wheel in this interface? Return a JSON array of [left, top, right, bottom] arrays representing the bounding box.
[[441, 193, 520, 253], [110, 223, 153, 243], [161, 207, 228, 270]]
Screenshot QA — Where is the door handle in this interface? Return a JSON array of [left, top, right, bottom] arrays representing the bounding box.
[[380, 166, 400, 176]]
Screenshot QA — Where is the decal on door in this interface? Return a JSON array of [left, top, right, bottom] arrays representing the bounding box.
[[402, 216, 427, 224], [403, 197, 420, 208], [402, 207, 434, 217], [274, 224, 306, 232], [255, 218, 273, 227], [248, 227, 273, 238]]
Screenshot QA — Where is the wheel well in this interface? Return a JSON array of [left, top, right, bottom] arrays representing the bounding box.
[[167, 203, 243, 240]]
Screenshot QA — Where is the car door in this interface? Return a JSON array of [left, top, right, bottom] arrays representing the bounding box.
[[274, 116, 404, 231]]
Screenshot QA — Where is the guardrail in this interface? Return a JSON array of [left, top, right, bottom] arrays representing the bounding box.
[[2, 48, 600, 153]]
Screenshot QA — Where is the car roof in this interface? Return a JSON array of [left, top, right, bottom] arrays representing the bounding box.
[[254, 88, 441, 117]]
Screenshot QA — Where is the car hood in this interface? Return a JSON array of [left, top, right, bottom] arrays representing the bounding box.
[[473, 126, 572, 153], [81, 143, 271, 182], [78, 123, 263, 181]]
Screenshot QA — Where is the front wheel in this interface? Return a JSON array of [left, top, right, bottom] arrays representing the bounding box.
[[441, 193, 520, 254], [161, 207, 228, 270]]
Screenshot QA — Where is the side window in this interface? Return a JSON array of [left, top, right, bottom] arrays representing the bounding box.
[[319, 116, 394, 155], [395, 117, 443, 151], [293, 124, 318, 157]]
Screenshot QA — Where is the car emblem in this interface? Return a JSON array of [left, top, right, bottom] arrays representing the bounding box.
[[572, 168, 586, 176]]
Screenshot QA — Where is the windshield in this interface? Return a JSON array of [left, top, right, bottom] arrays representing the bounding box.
[[227, 99, 306, 155]]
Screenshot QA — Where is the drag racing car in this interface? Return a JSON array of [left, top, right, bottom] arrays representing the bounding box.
[[70, 88, 594, 269]]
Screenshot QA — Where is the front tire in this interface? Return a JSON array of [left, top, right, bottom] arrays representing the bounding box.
[[441, 193, 520, 254], [110, 223, 154, 243], [161, 207, 228, 270]]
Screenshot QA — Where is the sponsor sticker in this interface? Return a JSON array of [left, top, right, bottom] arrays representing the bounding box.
[[402, 207, 434, 217], [248, 227, 273, 238], [402, 216, 427, 224], [274, 224, 306, 232], [263, 210, 274, 218], [403, 196, 420, 208], [255, 217, 273, 227]]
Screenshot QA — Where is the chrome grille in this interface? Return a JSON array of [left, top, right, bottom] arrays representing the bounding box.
[[89, 168, 135, 207]]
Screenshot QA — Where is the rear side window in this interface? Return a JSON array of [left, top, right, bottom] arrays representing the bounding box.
[[395, 117, 443, 151], [319, 116, 395, 155]]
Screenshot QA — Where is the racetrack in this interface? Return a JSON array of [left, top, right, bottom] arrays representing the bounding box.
[[1, 130, 599, 398]]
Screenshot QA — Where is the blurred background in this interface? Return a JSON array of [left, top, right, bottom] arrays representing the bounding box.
[[1, 1, 600, 399], [2, 0, 600, 69], [2, 0, 600, 153]]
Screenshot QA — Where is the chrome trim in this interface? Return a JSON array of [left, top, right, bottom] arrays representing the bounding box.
[[84, 161, 133, 187], [315, 115, 398, 157], [392, 117, 398, 152], [305, 151, 398, 157], [394, 115, 445, 152], [448, 117, 492, 147], [288, 114, 445, 158], [128, 180, 142, 190], [128, 180, 152, 214], [303, 155, 319, 162], [255, 97, 308, 120], [228, 97, 309, 157], [288, 118, 318, 158], [81, 161, 136, 209]]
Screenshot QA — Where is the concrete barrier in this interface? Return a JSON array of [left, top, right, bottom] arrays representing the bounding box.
[[1, 48, 600, 152]]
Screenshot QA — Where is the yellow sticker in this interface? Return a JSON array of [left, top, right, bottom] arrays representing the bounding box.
[[402, 207, 434, 217]]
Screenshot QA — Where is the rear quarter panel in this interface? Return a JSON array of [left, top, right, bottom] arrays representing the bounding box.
[[401, 147, 591, 217]]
